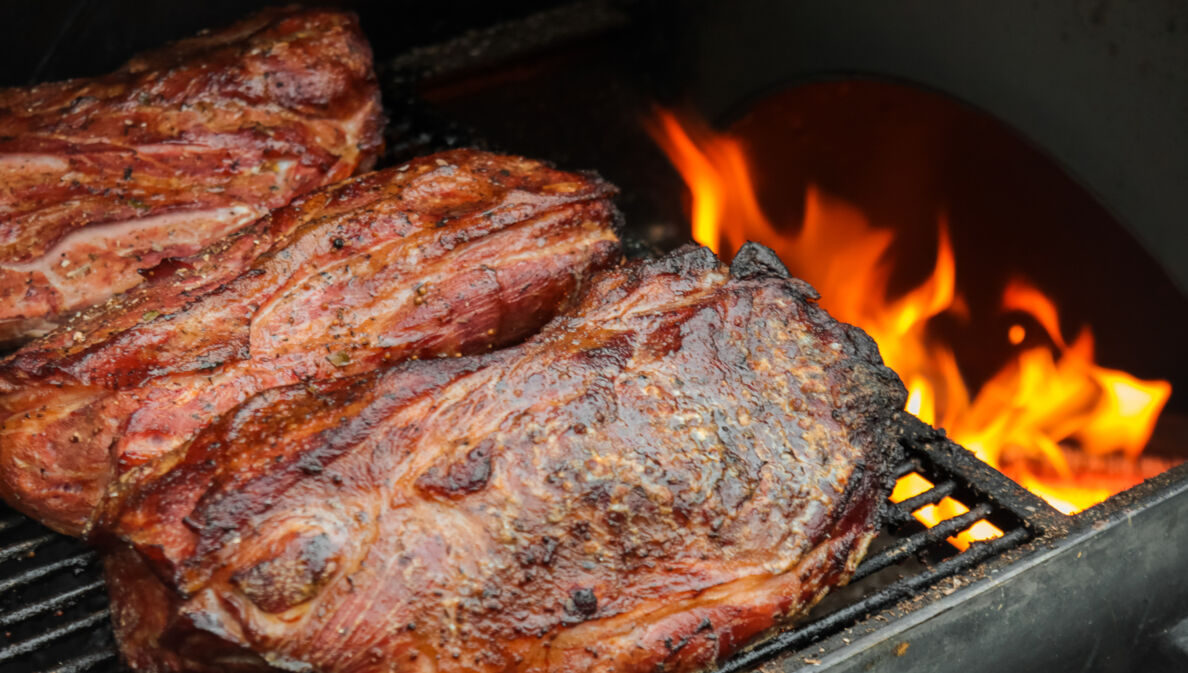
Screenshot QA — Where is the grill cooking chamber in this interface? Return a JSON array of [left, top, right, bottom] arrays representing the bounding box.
[[1, 2, 1186, 672]]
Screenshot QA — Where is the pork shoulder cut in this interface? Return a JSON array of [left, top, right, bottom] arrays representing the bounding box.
[[102, 243, 905, 673], [0, 7, 385, 343], [0, 150, 621, 536]]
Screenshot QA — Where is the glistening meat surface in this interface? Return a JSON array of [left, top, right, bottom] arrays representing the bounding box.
[[0, 150, 621, 536], [0, 6, 384, 343], [103, 243, 906, 673]]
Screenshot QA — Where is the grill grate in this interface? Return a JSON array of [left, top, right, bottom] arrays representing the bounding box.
[[0, 517, 115, 673], [0, 415, 1047, 673]]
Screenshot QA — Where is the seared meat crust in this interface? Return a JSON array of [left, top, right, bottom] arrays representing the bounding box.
[[0, 150, 621, 535], [104, 243, 905, 673], [0, 7, 385, 342]]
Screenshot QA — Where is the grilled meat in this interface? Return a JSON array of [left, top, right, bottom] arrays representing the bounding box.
[[0, 150, 622, 536], [0, 7, 384, 343], [102, 243, 905, 673]]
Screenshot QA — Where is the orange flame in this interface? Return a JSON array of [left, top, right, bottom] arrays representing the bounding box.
[[650, 109, 1172, 544]]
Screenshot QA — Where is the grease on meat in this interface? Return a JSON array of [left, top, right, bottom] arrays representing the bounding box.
[[0, 7, 385, 342], [0, 150, 621, 536]]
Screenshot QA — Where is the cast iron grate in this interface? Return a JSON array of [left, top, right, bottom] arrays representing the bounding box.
[[0, 415, 1045, 673], [0, 514, 114, 673]]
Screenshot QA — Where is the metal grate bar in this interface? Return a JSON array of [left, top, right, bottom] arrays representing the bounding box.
[[891, 459, 920, 479], [892, 480, 957, 514], [0, 551, 96, 594], [0, 515, 27, 534], [0, 532, 57, 564], [717, 526, 1030, 673], [0, 608, 110, 664], [905, 419, 1064, 532], [0, 578, 106, 627], [45, 648, 119, 673], [852, 503, 994, 582]]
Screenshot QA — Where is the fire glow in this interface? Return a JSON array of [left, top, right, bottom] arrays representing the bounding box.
[[650, 109, 1172, 546]]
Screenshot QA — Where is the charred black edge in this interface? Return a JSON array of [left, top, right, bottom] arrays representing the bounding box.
[[650, 243, 719, 275], [730, 241, 821, 301], [729, 241, 787, 278], [843, 320, 909, 496]]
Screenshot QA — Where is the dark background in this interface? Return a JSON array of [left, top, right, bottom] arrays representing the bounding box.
[[0, 1, 565, 87]]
